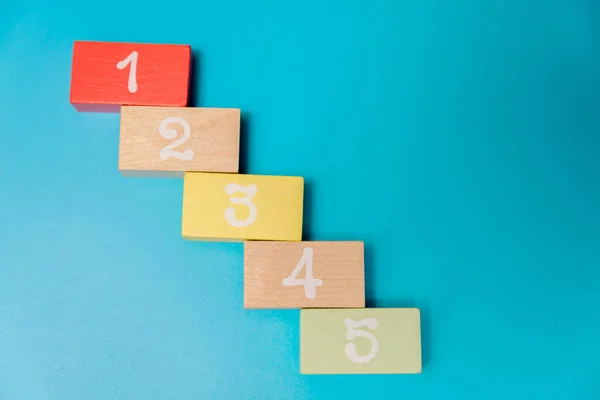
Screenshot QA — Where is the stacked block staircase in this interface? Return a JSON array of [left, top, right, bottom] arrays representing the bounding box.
[[70, 40, 422, 375]]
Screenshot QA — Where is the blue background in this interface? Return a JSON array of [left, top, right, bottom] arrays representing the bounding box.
[[1, 0, 599, 399]]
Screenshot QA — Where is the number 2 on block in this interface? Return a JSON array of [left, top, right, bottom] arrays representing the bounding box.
[[116, 51, 138, 93], [282, 248, 323, 299], [344, 318, 379, 364], [159, 117, 194, 161]]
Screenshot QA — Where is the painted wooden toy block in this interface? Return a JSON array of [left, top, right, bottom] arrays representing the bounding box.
[[301, 308, 422, 374], [182, 172, 303, 241], [70, 41, 191, 112], [119, 106, 240, 177], [244, 241, 365, 309]]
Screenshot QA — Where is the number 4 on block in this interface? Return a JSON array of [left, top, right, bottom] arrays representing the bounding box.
[[301, 308, 422, 374], [70, 41, 191, 112], [244, 241, 365, 308], [182, 172, 304, 241]]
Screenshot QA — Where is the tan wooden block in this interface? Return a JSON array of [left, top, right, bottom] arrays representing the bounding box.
[[119, 106, 240, 177], [244, 241, 365, 309]]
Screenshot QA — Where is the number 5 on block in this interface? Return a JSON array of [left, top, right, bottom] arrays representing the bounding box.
[[70, 41, 191, 112], [301, 308, 422, 374], [182, 172, 304, 241], [244, 241, 365, 308]]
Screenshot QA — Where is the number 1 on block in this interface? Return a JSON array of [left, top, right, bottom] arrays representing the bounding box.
[[116, 50, 138, 93], [70, 41, 191, 112]]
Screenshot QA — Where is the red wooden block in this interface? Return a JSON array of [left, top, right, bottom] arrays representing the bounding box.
[[70, 41, 192, 112]]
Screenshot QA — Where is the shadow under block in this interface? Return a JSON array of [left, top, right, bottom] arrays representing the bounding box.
[[244, 241, 365, 309], [119, 107, 240, 176], [300, 308, 422, 374], [70, 41, 191, 112], [182, 172, 303, 241]]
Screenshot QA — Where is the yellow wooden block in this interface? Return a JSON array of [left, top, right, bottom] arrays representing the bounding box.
[[244, 241, 365, 309], [182, 172, 303, 241], [119, 106, 240, 177], [301, 308, 422, 374]]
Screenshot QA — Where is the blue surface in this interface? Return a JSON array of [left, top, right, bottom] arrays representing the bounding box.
[[1, 1, 599, 399]]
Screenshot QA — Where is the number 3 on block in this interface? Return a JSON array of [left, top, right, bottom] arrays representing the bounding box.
[[282, 248, 324, 299], [224, 183, 258, 228], [181, 172, 304, 241]]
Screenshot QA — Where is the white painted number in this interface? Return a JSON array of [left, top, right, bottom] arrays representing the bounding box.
[[158, 117, 194, 161], [116, 51, 138, 93], [282, 248, 323, 299], [344, 318, 379, 364], [224, 184, 257, 228]]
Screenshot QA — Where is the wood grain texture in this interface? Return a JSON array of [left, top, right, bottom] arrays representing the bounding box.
[[301, 308, 422, 374], [182, 172, 303, 241], [119, 106, 240, 176], [70, 41, 191, 112], [244, 241, 364, 309]]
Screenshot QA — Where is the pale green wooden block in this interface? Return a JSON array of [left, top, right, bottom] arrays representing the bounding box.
[[300, 308, 422, 374]]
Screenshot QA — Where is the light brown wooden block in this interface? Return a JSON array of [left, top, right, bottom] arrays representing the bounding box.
[[244, 241, 365, 309], [119, 106, 240, 177]]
